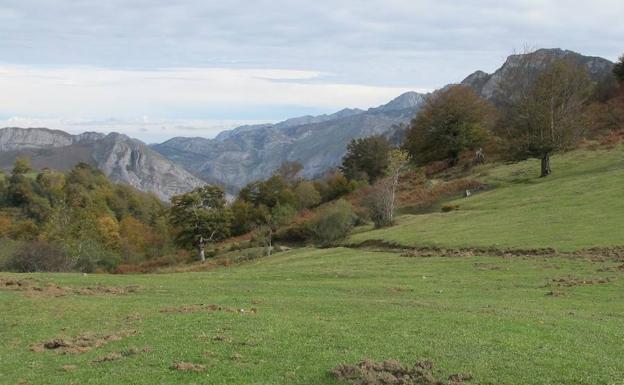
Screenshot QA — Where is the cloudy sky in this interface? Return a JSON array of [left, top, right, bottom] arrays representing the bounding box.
[[0, 0, 622, 142]]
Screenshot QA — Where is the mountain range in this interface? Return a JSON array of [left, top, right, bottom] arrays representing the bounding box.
[[0, 127, 203, 200], [151, 91, 428, 192], [0, 48, 615, 199]]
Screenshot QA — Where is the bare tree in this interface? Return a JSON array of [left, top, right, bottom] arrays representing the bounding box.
[[363, 149, 410, 227]]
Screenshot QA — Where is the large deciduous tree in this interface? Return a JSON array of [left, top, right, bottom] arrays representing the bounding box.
[[170, 186, 232, 261], [340, 135, 392, 183], [501, 59, 593, 177], [404, 85, 493, 166]]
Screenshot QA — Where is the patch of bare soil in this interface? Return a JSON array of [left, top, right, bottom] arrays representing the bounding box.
[[549, 277, 614, 288], [401, 245, 558, 259], [0, 277, 140, 298], [331, 359, 473, 385], [31, 330, 138, 354], [92, 347, 151, 363], [171, 362, 206, 372], [597, 264, 624, 272], [60, 364, 77, 372], [473, 263, 505, 271], [160, 304, 257, 314], [350, 240, 624, 262]]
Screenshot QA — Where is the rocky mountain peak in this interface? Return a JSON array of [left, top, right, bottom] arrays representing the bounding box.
[[372, 91, 428, 112], [462, 48, 614, 101]]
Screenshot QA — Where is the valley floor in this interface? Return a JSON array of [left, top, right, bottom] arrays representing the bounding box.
[[2, 247, 624, 385]]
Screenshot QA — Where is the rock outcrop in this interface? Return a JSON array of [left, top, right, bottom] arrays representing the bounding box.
[[152, 91, 428, 192], [0, 127, 204, 200]]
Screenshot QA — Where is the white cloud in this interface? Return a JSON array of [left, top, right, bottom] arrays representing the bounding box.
[[0, 65, 420, 117], [0, 65, 425, 142], [0, 116, 265, 143], [0, 0, 622, 142]]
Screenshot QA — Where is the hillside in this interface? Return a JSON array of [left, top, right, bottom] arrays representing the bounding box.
[[152, 48, 614, 193], [152, 92, 427, 192], [2, 112, 624, 385], [0, 127, 204, 200], [347, 144, 624, 251]]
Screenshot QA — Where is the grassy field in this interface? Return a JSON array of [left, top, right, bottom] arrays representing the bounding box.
[[348, 146, 624, 251], [2, 147, 624, 384], [2, 247, 624, 385]]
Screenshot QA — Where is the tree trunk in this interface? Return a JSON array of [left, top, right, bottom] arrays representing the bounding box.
[[540, 153, 551, 177], [198, 236, 205, 262]]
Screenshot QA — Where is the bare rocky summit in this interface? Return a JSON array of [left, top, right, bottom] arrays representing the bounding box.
[[0, 127, 204, 200]]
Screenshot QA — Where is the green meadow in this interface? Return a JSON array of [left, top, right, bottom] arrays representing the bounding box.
[[2, 146, 624, 385]]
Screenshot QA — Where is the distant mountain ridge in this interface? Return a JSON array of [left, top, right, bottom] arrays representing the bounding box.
[[1, 48, 614, 197], [461, 48, 614, 101], [152, 91, 428, 192], [0, 127, 204, 200]]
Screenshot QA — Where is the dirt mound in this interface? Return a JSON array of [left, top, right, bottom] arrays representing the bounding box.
[[32, 330, 138, 354], [331, 359, 473, 385], [171, 362, 206, 372], [0, 277, 140, 298], [160, 304, 257, 314]]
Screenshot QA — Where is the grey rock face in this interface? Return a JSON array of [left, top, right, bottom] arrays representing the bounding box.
[[0, 127, 204, 200], [461, 48, 614, 102], [153, 91, 428, 192], [0, 127, 104, 151]]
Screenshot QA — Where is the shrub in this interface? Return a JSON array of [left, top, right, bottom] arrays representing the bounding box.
[[6, 241, 73, 272], [441, 204, 460, 212], [361, 185, 393, 228], [308, 199, 357, 246]]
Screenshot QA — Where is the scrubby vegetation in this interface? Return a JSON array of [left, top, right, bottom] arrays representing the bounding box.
[[1, 50, 624, 385], [1, 51, 623, 274], [0, 160, 173, 272]]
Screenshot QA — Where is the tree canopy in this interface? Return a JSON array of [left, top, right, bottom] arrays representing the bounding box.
[[500, 59, 593, 176], [404, 85, 494, 166], [170, 185, 232, 260], [340, 135, 392, 183]]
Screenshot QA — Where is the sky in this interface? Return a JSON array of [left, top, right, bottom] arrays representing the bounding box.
[[0, 0, 622, 143]]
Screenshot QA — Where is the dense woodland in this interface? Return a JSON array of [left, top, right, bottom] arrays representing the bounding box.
[[1, 53, 623, 272]]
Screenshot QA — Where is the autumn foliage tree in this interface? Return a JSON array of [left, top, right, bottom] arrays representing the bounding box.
[[170, 186, 232, 261], [340, 135, 392, 183], [404, 85, 494, 166], [500, 59, 593, 176]]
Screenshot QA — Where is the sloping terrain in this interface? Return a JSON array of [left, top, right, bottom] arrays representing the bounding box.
[[348, 145, 624, 251]]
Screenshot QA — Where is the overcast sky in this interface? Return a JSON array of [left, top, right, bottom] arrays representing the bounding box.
[[0, 0, 622, 142]]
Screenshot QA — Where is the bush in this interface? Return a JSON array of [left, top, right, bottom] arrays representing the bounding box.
[[361, 185, 393, 228], [441, 204, 460, 212], [0, 238, 19, 269], [6, 241, 73, 272], [308, 199, 357, 246]]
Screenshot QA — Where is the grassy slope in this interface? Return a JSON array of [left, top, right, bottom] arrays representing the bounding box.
[[2, 248, 624, 385], [348, 145, 624, 251]]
